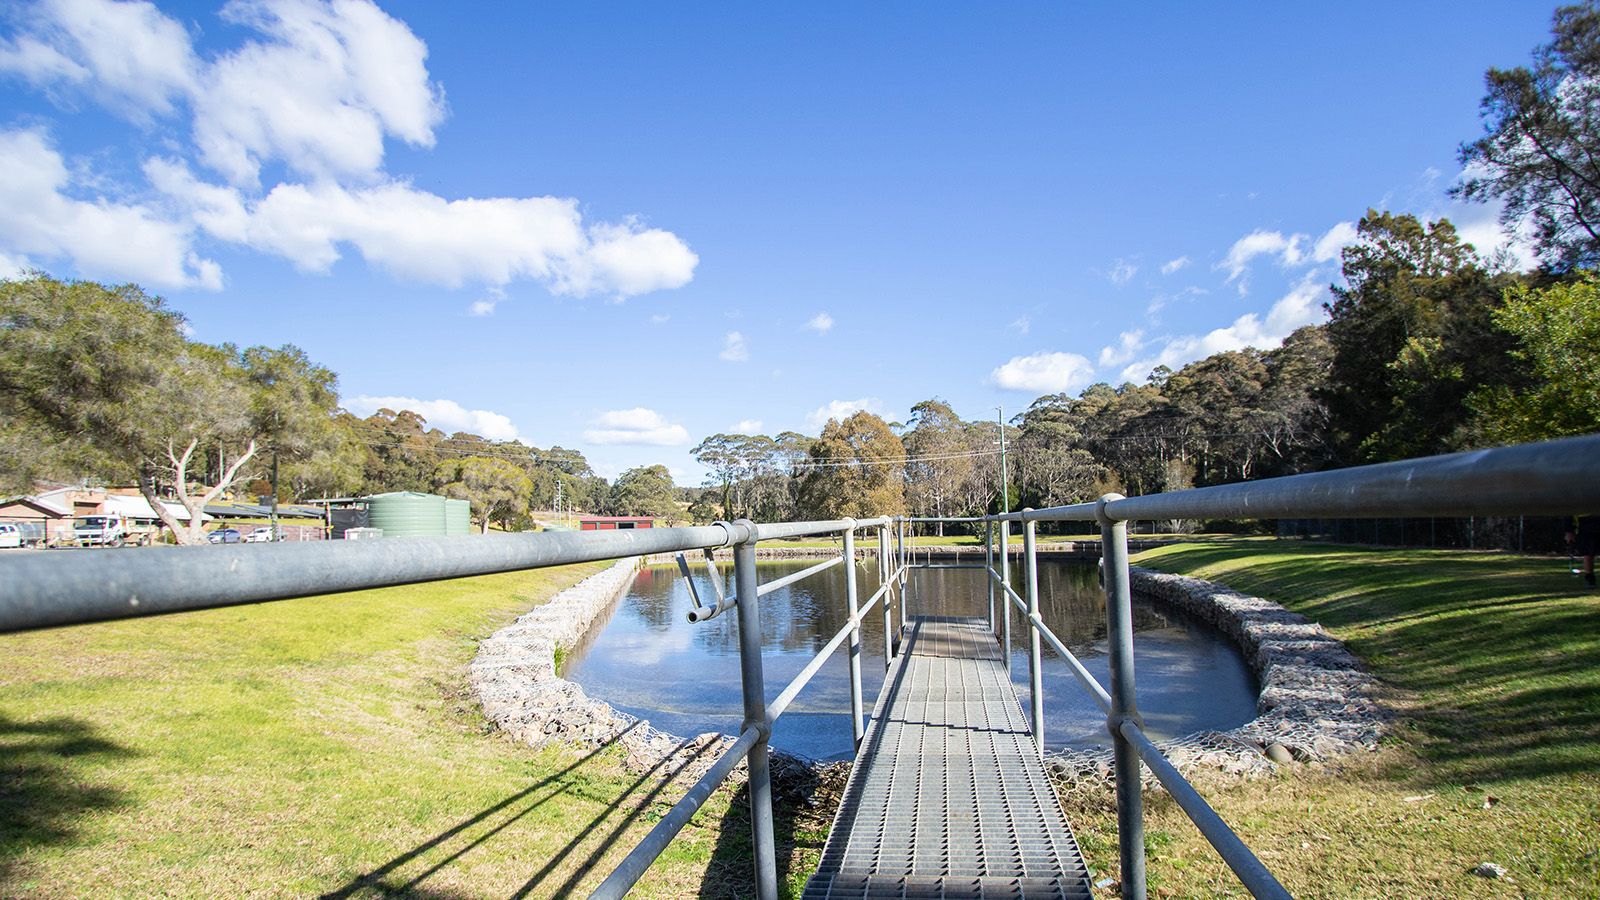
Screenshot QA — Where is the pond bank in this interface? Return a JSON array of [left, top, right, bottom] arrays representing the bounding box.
[[473, 554, 1384, 789]]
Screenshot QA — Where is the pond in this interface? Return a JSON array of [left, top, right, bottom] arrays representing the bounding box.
[[563, 559, 1258, 762]]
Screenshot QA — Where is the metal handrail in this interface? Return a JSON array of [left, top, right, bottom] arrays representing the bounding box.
[[592, 517, 907, 899], [8, 435, 1599, 900]]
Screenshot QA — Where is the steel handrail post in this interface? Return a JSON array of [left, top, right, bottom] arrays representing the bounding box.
[[895, 518, 907, 630], [985, 519, 996, 634], [1023, 515, 1044, 758], [878, 525, 893, 666], [843, 520, 866, 750], [1098, 495, 1147, 900], [999, 517, 1011, 671], [730, 520, 779, 900]]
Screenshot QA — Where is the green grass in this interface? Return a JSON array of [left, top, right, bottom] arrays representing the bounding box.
[[0, 562, 759, 897], [1063, 541, 1600, 898]]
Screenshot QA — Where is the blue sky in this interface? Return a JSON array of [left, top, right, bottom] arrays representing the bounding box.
[[0, 1, 1555, 483]]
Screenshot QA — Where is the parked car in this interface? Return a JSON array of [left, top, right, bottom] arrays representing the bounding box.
[[243, 525, 283, 543], [0, 523, 25, 549], [208, 528, 242, 544]]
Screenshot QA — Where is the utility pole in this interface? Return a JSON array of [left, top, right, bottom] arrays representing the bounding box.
[[996, 406, 1010, 517]]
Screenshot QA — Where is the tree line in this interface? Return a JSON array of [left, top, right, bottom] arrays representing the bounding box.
[[0, 275, 678, 540]]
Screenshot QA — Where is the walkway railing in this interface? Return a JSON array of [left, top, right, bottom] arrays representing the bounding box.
[[2, 434, 1598, 899]]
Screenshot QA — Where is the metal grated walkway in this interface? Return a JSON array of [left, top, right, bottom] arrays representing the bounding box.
[[803, 615, 1093, 899]]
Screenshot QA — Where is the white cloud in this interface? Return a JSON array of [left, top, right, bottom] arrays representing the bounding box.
[[1218, 229, 1306, 292], [196, 0, 443, 185], [1097, 330, 1145, 368], [989, 351, 1095, 393], [1160, 255, 1191, 275], [346, 395, 523, 442], [0, 248, 34, 279], [1009, 315, 1031, 335], [0, 1, 698, 299], [1118, 275, 1329, 382], [649, 312, 670, 324], [1109, 258, 1137, 285], [0, 129, 220, 289], [1311, 221, 1359, 263], [733, 419, 763, 433], [0, 0, 198, 118], [806, 398, 882, 432], [582, 407, 690, 446], [805, 311, 834, 333], [466, 285, 504, 316], [719, 330, 748, 362], [149, 162, 697, 295]]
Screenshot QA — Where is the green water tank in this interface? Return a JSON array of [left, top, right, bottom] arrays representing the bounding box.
[[364, 492, 448, 538], [445, 498, 471, 535]]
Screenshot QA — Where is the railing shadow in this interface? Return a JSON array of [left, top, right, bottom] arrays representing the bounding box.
[[697, 754, 825, 899], [507, 735, 714, 898], [0, 712, 133, 888], [321, 722, 647, 899]]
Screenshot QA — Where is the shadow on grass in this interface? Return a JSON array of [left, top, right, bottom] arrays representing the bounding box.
[[322, 722, 732, 899], [698, 756, 826, 900], [0, 712, 133, 888], [321, 722, 645, 899], [1142, 542, 1600, 789]]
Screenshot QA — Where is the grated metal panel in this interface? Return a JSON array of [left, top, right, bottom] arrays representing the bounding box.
[[804, 616, 1093, 900]]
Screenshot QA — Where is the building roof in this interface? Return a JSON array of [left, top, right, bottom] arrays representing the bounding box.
[[577, 515, 656, 522], [0, 496, 72, 517], [104, 493, 208, 522]]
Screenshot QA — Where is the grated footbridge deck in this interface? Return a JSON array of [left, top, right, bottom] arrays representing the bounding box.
[[804, 615, 1093, 899]]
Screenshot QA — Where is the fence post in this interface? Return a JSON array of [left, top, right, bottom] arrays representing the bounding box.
[[985, 518, 996, 634], [879, 524, 893, 665], [999, 517, 1011, 671], [731, 520, 779, 900], [843, 521, 865, 750], [1098, 495, 1146, 900], [1023, 515, 1044, 758]]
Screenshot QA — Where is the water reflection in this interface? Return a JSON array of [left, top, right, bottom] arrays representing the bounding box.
[[564, 560, 1257, 762]]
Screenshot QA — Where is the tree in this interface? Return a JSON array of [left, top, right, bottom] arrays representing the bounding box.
[[903, 399, 977, 534], [1012, 394, 1103, 511], [437, 456, 533, 532], [798, 411, 906, 519], [1456, 2, 1600, 269], [0, 275, 349, 544], [1467, 271, 1600, 442], [607, 465, 678, 518], [1322, 212, 1523, 462]]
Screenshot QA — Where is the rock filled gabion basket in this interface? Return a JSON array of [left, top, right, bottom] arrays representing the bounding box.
[[1049, 567, 1390, 789], [469, 559, 737, 777]]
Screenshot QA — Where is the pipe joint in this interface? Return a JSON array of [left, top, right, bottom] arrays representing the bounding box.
[[1106, 710, 1145, 739], [724, 519, 757, 546], [1095, 493, 1126, 527]]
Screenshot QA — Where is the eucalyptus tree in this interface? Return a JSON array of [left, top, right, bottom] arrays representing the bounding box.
[[1323, 211, 1524, 462], [607, 464, 679, 518], [437, 455, 534, 532], [1456, 2, 1600, 269], [903, 399, 977, 533], [0, 274, 348, 544], [799, 411, 907, 519]]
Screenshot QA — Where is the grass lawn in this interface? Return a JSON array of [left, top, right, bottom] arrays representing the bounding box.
[[0, 561, 786, 898], [1062, 541, 1600, 898]]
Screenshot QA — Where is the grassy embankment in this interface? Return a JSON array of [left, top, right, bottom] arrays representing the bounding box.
[[0, 560, 796, 897], [1063, 540, 1600, 898]]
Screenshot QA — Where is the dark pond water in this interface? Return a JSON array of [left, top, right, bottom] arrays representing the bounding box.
[[564, 560, 1257, 762]]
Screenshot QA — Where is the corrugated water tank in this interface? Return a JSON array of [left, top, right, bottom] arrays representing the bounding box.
[[365, 492, 448, 538]]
